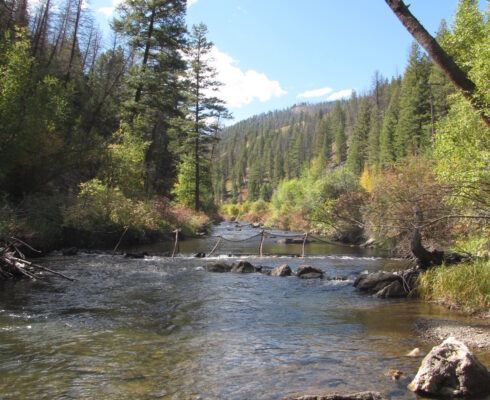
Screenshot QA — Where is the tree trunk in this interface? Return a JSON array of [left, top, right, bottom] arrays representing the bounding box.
[[135, 5, 155, 103], [66, 0, 82, 82], [384, 0, 490, 128], [411, 205, 444, 269]]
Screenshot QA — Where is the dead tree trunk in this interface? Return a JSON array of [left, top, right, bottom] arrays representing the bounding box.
[[410, 205, 444, 269], [384, 0, 490, 128]]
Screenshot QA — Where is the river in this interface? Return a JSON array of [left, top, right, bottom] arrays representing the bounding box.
[[0, 222, 486, 399]]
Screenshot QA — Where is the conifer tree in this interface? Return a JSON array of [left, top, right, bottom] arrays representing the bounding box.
[[367, 101, 381, 168], [181, 23, 228, 211], [394, 42, 431, 159], [346, 97, 371, 175], [379, 82, 400, 168], [332, 102, 347, 165], [114, 0, 187, 195]]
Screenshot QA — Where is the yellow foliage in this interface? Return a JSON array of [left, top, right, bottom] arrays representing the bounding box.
[[360, 163, 374, 193]]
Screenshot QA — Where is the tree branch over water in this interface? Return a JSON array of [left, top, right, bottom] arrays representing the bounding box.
[[385, 0, 490, 128]]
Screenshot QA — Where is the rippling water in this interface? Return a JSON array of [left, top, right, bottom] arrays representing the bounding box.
[[0, 223, 485, 399]]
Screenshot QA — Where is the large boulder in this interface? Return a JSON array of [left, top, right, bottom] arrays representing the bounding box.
[[296, 265, 323, 279], [231, 261, 256, 273], [375, 280, 407, 298], [408, 337, 490, 398], [283, 392, 385, 400], [353, 271, 400, 294], [206, 262, 232, 273], [270, 264, 292, 277]]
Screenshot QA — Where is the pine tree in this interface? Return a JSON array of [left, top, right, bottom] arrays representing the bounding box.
[[113, 0, 187, 196], [379, 82, 401, 168], [332, 102, 347, 165], [367, 101, 381, 168], [346, 97, 371, 175], [394, 42, 431, 159], [182, 23, 229, 211]]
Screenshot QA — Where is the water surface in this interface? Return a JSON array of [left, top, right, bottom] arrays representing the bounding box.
[[0, 222, 486, 399]]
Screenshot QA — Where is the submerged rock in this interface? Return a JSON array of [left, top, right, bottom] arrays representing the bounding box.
[[283, 391, 385, 400], [206, 262, 232, 273], [231, 261, 256, 273], [296, 265, 323, 279], [408, 337, 490, 398], [270, 264, 292, 277]]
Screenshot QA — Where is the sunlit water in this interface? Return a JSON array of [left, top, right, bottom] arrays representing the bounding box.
[[0, 222, 487, 399]]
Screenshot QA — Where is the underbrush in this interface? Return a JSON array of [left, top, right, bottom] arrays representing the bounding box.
[[221, 200, 271, 224], [1, 180, 211, 251], [416, 259, 490, 315]]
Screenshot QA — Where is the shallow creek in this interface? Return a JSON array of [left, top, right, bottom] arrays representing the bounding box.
[[0, 222, 487, 399]]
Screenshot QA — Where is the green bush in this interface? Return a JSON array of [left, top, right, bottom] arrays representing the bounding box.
[[63, 179, 164, 232]]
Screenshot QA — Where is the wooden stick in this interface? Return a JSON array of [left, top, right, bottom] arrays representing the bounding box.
[[12, 261, 38, 280], [207, 236, 221, 257], [171, 229, 180, 258], [113, 226, 129, 254], [10, 256, 76, 282], [259, 229, 265, 258], [301, 232, 308, 258], [10, 237, 42, 253]]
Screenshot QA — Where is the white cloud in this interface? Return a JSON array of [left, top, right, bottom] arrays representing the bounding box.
[[208, 47, 287, 108], [98, 6, 115, 16], [188, 0, 199, 6], [297, 87, 333, 99], [97, 0, 123, 17], [326, 89, 353, 101]]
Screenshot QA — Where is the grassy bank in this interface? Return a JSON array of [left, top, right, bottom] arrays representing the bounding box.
[[416, 259, 490, 315]]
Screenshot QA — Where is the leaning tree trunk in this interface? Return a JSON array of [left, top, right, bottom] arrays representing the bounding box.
[[411, 205, 444, 269], [385, 0, 490, 128]]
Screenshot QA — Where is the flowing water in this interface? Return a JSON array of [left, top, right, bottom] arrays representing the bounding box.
[[0, 222, 487, 399]]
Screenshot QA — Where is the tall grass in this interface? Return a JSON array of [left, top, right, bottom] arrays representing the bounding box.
[[416, 259, 490, 315]]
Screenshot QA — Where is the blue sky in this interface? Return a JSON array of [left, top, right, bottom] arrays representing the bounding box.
[[91, 0, 462, 123]]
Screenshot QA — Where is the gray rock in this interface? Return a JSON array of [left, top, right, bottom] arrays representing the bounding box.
[[353, 271, 400, 294], [408, 336, 490, 398], [270, 264, 292, 277], [375, 280, 407, 298], [296, 265, 323, 279], [283, 392, 385, 400], [206, 262, 231, 273], [231, 261, 255, 273]]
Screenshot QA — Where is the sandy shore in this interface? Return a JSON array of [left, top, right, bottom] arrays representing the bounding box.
[[414, 317, 490, 350]]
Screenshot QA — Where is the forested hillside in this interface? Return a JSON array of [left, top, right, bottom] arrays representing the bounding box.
[[0, 0, 225, 249], [215, 1, 489, 266]]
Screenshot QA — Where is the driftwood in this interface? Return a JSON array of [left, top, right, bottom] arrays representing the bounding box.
[[0, 241, 75, 282]]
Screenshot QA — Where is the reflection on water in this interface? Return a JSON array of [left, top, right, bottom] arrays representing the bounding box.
[[0, 222, 487, 399]]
